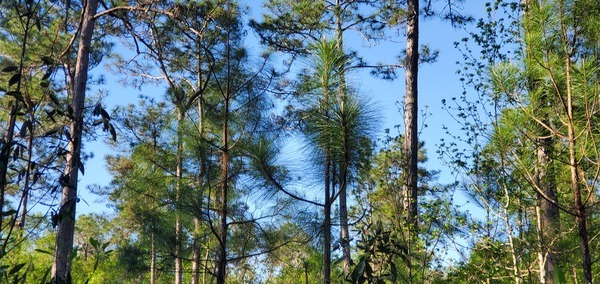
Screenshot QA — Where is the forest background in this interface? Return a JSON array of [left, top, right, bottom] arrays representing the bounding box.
[[0, 0, 598, 283]]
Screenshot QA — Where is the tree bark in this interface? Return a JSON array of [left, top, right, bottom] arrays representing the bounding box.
[[334, 0, 352, 276], [18, 119, 34, 229], [216, 104, 229, 284], [565, 57, 592, 284], [51, 0, 99, 282], [0, 105, 18, 232], [151, 230, 157, 284], [0, 5, 32, 233], [403, 0, 419, 228], [521, 1, 561, 282], [536, 134, 559, 284], [216, 35, 231, 282], [175, 109, 183, 284], [323, 154, 332, 284], [340, 125, 351, 276], [191, 217, 201, 284]]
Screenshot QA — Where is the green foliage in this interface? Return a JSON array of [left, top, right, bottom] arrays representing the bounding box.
[[348, 219, 405, 284]]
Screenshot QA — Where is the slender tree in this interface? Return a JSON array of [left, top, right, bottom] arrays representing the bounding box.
[[521, 1, 560, 282], [51, 0, 99, 282], [403, 0, 419, 231]]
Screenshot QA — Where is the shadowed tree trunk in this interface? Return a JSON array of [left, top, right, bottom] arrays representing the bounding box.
[[324, 154, 332, 284], [51, 0, 99, 282], [403, 0, 419, 228], [521, 2, 560, 283]]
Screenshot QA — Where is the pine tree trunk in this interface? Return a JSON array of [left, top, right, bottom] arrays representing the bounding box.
[[51, 0, 98, 282], [403, 0, 419, 227], [0, 105, 17, 232], [340, 127, 351, 276], [151, 231, 157, 284], [535, 206, 545, 283], [202, 246, 209, 284], [191, 217, 200, 284], [0, 8, 32, 234], [537, 134, 559, 284], [521, 1, 561, 282], [18, 125, 34, 229], [558, 44, 591, 283], [334, 0, 352, 276], [216, 65, 230, 284], [216, 114, 228, 284], [175, 110, 183, 284], [323, 154, 332, 284], [564, 38, 592, 284]]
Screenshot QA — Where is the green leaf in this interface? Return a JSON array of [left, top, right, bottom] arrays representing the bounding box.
[[42, 68, 53, 80], [47, 91, 60, 105], [8, 73, 21, 86], [350, 257, 366, 282], [6, 91, 24, 103], [2, 66, 18, 72], [100, 108, 110, 120], [39, 266, 51, 284], [8, 263, 26, 276], [34, 249, 53, 255], [2, 209, 17, 216], [44, 127, 60, 137], [554, 266, 566, 283], [90, 237, 99, 250], [69, 247, 79, 261], [41, 56, 54, 65], [93, 103, 101, 116], [109, 123, 117, 142]]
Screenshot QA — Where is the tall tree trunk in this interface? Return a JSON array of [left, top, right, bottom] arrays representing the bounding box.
[[304, 261, 309, 284], [175, 110, 183, 284], [334, 0, 352, 276], [216, 34, 231, 281], [216, 103, 229, 284], [192, 54, 206, 284], [340, 124, 351, 276], [0, 105, 17, 231], [502, 185, 521, 284], [403, 0, 419, 228], [536, 134, 558, 284], [521, 2, 560, 282], [18, 118, 34, 229], [151, 230, 157, 284], [565, 55, 592, 284], [323, 154, 332, 284], [51, 0, 98, 282], [535, 206, 545, 283], [191, 217, 201, 284], [202, 246, 209, 284], [0, 6, 32, 232]]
